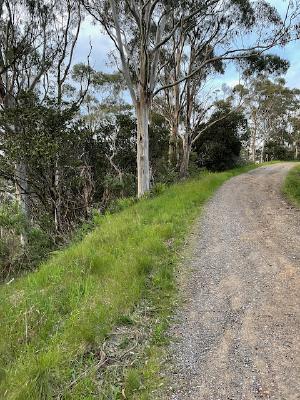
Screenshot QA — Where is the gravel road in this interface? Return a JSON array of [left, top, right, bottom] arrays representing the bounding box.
[[165, 163, 300, 400]]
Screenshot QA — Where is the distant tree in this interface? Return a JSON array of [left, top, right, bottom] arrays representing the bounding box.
[[237, 77, 300, 162], [83, 0, 295, 195], [264, 141, 294, 161], [194, 102, 248, 171], [290, 116, 300, 159]]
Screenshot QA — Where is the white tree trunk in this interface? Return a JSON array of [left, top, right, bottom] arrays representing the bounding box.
[[54, 160, 61, 233], [260, 139, 265, 163], [168, 122, 179, 166], [250, 127, 257, 162], [180, 134, 191, 178], [136, 98, 150, 197], [15, 162, 29, 246]]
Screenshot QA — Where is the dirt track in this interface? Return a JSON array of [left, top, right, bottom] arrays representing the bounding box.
[[165, 163, 300, 400]]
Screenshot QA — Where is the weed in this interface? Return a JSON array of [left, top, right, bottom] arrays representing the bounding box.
[[0, 163, 261, 399], [283, 163, 300, 207]]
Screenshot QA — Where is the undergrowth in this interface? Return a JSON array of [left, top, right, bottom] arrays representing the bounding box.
[[283, 163, 300, 207], [0, 163, 261, 399]]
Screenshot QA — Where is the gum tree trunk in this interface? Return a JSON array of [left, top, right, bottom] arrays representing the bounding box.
[[168, 81, 181, 167], [136, 94, 150, 197], [168, 122, 179, 166], [260, 139, 265, 163], [250, 131, 256, 162], [15, 161, 29, 245], [250, 111, 258, 162], [180, 134, 191, 178]]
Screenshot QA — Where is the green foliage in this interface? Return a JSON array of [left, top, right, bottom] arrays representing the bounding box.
[[194, 102, 247, 171], [149, 113, 170, 168], [0, 91, 94, 234], [106, 197, 137, 214], [0, 202, 53, 280], [150, 182, 167, 196], [124, 369, 142, 396], [283, 164, 300, 207], [0, 164, 259, 399], [265, 141, 295, 161], [0, 202, 26, 233], [240, 52, 289, 77]]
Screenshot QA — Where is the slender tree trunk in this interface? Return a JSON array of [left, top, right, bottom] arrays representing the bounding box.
[[250, 131, 256, 162], [168, 74, 181, 166], [260, 139, 265, 163], [5, 90, 30, 245], [180, 134, 191, 178], [136, 94, 150, 197], [250, 121, 257, 162], [15, 162, 29, 246], [81, 165, 93, 217], [168, 122, 179, 166], [250, 110, 258, 162], [53, 159, 61, 233]]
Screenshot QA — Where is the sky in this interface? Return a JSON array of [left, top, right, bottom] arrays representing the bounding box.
[[73, 1, 300, 90]]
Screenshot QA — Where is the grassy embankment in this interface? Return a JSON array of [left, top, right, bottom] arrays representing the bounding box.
[[283, 163, 300, 207], [0, 164, 261, 399]]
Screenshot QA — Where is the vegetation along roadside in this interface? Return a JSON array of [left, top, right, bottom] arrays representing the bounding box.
[[283, 163, 300, 207], [0, 163, 274, 399]]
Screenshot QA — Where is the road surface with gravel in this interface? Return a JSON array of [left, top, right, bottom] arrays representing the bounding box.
[[165, 163, 300, 400]]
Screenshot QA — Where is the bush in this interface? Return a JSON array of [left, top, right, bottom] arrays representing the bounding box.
[[283, 164, 300, 206], [265, 141, 295, 161], [106, 196, 137, 214], [194, 102, 246, 171], [0, 202, 53, 280], [150, 182, 167, 196], [0, 165, 260, 399]]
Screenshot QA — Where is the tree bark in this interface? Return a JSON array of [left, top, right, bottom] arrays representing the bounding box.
[[168, 59, 181, 166], [180, 134, 191, 178], [53, 159, 61, 233], [168, 121, 179, 166], [250, 111, 257, 162], [250, 132, 256, 162], [260, 139, 265, 163], [14, 162, 29, 245], [136, 95, 150, 197]]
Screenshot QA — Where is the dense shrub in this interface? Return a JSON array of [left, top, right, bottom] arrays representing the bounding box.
[[194, 102, 247, 171], [265, 141, 295, 160], [0, 202, 53, 280]]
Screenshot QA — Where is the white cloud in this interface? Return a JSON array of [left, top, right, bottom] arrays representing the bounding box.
[[73, 17, 115, 71], [73, 10, 300, 89]]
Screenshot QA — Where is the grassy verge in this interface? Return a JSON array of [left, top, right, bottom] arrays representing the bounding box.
[[283, 163, 300, 207], [0, 164, 261, 399]]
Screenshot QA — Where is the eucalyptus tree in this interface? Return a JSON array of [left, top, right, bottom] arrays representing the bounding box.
[[236, 77, 300, 161], [194, 101, 248, 171], [0, 0, 83, 238], [0, 0, 63, 242], [83, 0, 297, 194], [155, 34, 291, 176], [290, 115, 300, 159], [258, 79, 300, 161]]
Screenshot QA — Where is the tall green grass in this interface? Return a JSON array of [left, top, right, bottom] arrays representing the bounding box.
[[283, 163, 300, 207], [0, 164, 259, 399]]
